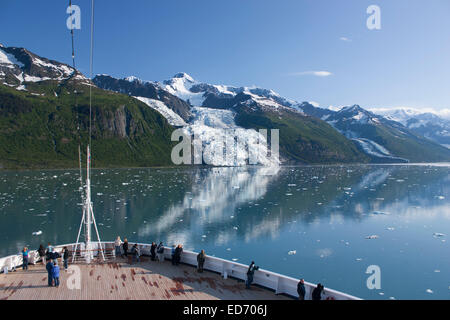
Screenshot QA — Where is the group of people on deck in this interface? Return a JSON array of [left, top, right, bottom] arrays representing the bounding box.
[[113, 236, 207, 272], [297, 279, 326, 300], [20, 243, 69, 288], [19, 239, 326, 299], [114, 236, 168, 265]]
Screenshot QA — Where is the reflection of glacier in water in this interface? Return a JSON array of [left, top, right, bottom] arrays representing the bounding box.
[[139, 166, 280, 246]]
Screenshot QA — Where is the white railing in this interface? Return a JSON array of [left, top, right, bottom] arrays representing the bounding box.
[[0, 241, 361, 300]]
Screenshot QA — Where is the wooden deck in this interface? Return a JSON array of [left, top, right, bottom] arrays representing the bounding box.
[[0, 257, 291, 300]]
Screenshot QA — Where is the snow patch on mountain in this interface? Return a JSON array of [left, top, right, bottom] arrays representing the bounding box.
[[135, 96, 187, 127], [163, 73, 206, 106], [352, 138, 407, 161], [0, 48, 24, 68]]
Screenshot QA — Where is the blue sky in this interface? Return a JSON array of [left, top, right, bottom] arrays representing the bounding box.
[[1, 0, 450, 112]]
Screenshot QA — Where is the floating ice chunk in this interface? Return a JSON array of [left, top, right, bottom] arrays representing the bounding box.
[[288, 184, 297, 187], [286, 193, 293, 196], [426, 289, 433, 294], [433, 233, 445, 238], [365, 235, 379, 239], [288, 250, 296, 255], [233, 186, 240, 189], [232, 258, 238, 261], [386, 227, 395, 231], [436, 196, 445, 200], [226, 248, 231, 251], [434, 270, 440, 273], [356, 258, 363, 261], [201, 235, 207, 238], [32, 231, 42, 236], [233, 226, 238, 230]]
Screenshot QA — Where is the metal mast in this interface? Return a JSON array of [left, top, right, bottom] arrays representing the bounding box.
[[72, 0, 104, 263]]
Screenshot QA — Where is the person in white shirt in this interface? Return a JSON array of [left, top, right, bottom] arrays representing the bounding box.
[[114, 236, 123, 258]]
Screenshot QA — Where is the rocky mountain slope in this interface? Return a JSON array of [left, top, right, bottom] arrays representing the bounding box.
[[0, 45, 175, 169]]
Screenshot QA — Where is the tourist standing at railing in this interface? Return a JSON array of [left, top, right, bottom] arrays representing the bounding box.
[[51, 249, 60, 265], [174, 244, 183, 266], [131, 244, 140, 264], [21, 247, 29, 271], [52, 261, 60, 288], [312, 283, 324, 300], [157, 242, 164, 262], [38, 244, 46, 265], [197, 250, 206, 273], [115, 236, 123, 258], [150, 242, 157, 261], [246, 261, 259, 289], [62, 247, 69, 271], [171, 245, 176, 265], [46, 242, 53, 260], [46, 260, 54, 287], [122, 238, 129, 257], [297, 279, 306, 300]]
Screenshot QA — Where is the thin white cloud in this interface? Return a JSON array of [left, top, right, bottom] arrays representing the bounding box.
[[340, 37, 352, 42], [289, 71, 333, 77]]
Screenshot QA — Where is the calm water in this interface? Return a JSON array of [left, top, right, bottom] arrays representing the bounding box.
[[0, 164, 449, 300]]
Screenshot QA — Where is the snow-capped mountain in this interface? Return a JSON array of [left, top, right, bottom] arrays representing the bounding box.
[[296, 103, 450, 162], [369, 108, 450, 148], [93, 74, 192, 123], [0, 45, 86, 90], [92, 72, 450, 164], [94, 73, 369, 165], [160, 72, 296, 112]]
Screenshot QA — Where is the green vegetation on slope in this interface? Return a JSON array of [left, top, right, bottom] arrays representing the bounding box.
[[235, 107, 369, 164], [0, 81, 175, 169]]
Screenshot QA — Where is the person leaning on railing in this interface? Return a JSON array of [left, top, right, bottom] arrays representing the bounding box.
[[157, 242, 164, 262], [122, 238, 129, 257], [150, 242, 157, 261], [197, 250, 206, 273], [245, 261, 259, 289], [174, 244, 183, 266], [38, 244, 46, 265]]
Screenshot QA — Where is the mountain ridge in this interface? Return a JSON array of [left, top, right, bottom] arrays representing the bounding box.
[[1, 44, 450, 168]]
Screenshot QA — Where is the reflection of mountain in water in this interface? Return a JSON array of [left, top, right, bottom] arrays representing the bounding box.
[[138, 166, 280, 246], [138, 165, 449, 247]]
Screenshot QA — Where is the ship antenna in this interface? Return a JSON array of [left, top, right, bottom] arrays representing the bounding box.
[[72, 0, 105, 263]]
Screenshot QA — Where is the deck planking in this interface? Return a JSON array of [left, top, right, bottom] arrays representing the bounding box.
[[0, 257, 291, 300]]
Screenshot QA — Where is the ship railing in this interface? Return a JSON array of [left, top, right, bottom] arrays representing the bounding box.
[[0, 241, 361, 300]]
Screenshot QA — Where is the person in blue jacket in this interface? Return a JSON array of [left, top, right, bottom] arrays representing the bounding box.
[[46, 260, 54, 287], [52, 261, 60, 288], [21, 247, 29, 271]]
